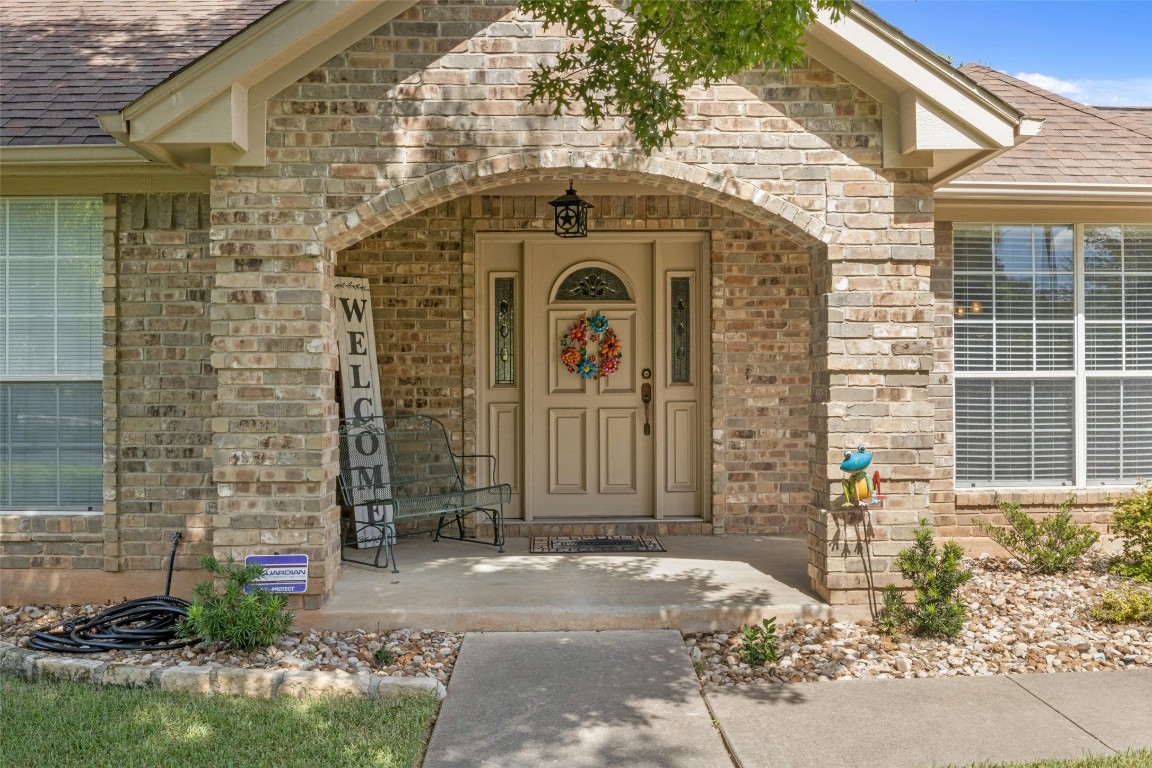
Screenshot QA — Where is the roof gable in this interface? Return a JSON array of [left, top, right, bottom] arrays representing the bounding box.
[[2, 0, 1031, 183]]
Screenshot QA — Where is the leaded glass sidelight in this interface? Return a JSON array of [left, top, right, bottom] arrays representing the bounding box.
[[671, 277, 691, 383], [555, 267, 631, 301], [494, 277, 515, 385]]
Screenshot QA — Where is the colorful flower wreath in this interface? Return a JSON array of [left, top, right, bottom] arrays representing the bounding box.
[[560, 313, 623, 379]]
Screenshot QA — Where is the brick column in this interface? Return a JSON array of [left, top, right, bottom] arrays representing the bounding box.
[[209, 251, 341, 608], [808, 196, 936, 608]]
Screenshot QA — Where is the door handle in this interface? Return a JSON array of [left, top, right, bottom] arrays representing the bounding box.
[[641, 382, 652, 436]]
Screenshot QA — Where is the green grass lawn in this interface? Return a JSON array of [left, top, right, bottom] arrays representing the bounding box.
[[0, 675, 439, 768], [960, 751, 1152, 768]]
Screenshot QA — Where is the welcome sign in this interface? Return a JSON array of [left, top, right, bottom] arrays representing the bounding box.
[[334, 278, 391, 548]]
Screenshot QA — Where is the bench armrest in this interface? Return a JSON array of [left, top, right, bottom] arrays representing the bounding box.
[[454, 452, 500, 487]]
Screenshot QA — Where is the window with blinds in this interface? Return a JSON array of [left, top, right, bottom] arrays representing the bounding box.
[[1084, 225, 1152, 483], [954, 223, 1152, 488], [1, 198, 103, 511]]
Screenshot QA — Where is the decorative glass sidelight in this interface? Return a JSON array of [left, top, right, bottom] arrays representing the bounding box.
[[671, 277, 691, 383], [495, 277, 515, 385], [556, 267, 631, 301]]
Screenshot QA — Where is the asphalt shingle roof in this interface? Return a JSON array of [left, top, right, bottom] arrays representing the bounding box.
[[0, 0, 286, 146], [957, 65, 1152, 186], [1095, 107, 1152, 136]]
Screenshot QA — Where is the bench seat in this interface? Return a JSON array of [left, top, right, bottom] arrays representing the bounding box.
[[338, 414, 509, 572]]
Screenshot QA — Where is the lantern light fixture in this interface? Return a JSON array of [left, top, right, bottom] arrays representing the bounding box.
[[549, 181, 593, 238]]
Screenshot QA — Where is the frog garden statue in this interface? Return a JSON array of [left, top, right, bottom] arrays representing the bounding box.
[[840, 445, 883, 508]]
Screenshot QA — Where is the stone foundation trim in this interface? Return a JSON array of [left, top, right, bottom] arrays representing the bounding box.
[[0, 641, 445, 700]]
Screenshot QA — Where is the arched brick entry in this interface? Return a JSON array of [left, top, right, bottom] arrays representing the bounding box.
[[307, 158, 873, 605], [328, 162, 827, 528], [316, 151, 839, 251], [212, 159, 934, 611]]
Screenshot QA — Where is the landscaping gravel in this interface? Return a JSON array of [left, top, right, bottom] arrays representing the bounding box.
[[0, 608, 462, 685], [3, 557, 1149, 690], [685, 556, 1152, 686]]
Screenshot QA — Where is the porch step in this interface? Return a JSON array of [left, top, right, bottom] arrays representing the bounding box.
[[478, 518, 712, 538], [308, 535, 836, 633]]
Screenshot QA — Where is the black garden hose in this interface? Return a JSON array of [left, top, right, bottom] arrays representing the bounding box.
[[27, 533, 199, 654]]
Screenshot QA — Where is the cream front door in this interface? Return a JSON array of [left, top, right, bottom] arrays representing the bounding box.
[[527, 242, 654, 517], [477, 233, 708, 521]]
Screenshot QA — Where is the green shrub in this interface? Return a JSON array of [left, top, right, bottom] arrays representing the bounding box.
[[178, 556, 295, 650], [876, 586, 907, 636], [1091, 585, 1152, 623], [738, 617, 779, 667], [1110, 482, 1152, 583], [374, 646, 394, 666], [877, 519, 971, 639], [977, 496, 1099, 574]]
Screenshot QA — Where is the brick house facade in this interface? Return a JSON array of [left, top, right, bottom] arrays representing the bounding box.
[[2, 1, 1148, 612]]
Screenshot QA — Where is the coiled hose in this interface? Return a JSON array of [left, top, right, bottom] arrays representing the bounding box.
[[27, 533, 199, 653]]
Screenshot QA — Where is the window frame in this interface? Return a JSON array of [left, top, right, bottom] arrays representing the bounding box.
[[1, 196, 104, 514], [953, 222, 1151, 490]]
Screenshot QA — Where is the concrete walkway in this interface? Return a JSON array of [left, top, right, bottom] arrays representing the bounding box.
[[425, 631, 1152, 768], [423, 630, 732, 768], [709, 668, 1152, 768]]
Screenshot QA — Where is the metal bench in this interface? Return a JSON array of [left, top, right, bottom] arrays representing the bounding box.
[[337, 414, 509, 572]]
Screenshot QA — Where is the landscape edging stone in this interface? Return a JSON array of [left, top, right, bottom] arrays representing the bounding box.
[[0, 641, 446, 700]]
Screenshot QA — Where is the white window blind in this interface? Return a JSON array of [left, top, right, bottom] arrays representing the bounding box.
[[956, 379, 1074, 485], [954, 224, 1074, 373], [1, 198, 103, 511], [955, 223, 1152, 488], [1087, 379, 1152, 482], [1084, 225, 1152, 484]]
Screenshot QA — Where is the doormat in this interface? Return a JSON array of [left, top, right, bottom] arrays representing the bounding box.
[[530, 535, 666, 554]]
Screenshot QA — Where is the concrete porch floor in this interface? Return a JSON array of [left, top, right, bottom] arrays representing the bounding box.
[[300, 534, 833, 633]]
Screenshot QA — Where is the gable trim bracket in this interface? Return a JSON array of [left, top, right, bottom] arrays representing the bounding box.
[[807, 4, 1041, 184]]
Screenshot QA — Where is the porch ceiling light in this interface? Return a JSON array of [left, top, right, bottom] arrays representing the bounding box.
[[549, 181, 593, 238]]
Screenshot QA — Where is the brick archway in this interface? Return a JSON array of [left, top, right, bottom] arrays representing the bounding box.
[[315, 150, 840, 252], [218, 148, 934, 612], [319, 157, 847, 602]]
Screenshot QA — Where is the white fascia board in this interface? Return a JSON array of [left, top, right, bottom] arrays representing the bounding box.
[[938, 180, 1152, 205], [122, 0, 417, 151], [0, 144, 152, 167], [810, 7, 1022, 149]]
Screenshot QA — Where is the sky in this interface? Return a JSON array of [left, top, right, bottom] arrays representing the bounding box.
[[862, 0, 1152, 106]]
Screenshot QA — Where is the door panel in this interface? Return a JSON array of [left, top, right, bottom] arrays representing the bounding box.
[[548, 408, 587, 493], [548, 311, 589, 395], [597, 311, 638, 395], [665, 401, 697, 492], [488, 403, 520, 492], [599, 408, 639, 493]]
